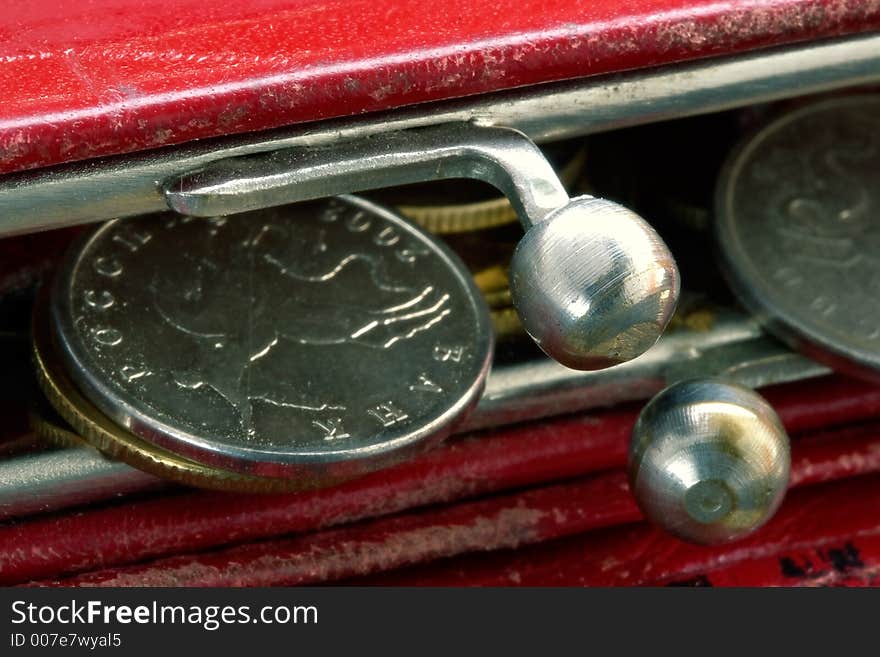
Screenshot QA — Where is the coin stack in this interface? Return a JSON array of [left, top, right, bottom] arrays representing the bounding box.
[[26, 140, 591, 493], [29, 197, 495, 492], [442, 224, 524, 344]]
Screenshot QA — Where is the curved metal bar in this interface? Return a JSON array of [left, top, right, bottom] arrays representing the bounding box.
[[164, 123, 569, 228]]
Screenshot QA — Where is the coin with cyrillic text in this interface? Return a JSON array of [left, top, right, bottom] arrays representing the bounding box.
[[715, 95, 880, 381], [50, 196, 493, 479]]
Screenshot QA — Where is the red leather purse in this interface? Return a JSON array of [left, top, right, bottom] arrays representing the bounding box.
[[1, 0, 879, 587]]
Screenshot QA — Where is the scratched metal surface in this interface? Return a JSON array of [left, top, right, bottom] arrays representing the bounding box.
[[3, 0, 880, 174]]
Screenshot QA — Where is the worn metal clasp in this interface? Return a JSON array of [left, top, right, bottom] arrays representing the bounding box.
[[164, 122, 680, 371]]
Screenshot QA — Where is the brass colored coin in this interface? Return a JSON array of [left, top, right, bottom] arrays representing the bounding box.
[[472, 262, 515, 312], [445, 224, 519, 279], [31, 296, 342, 493], [472, 263, 509, 294], [28, 401, 86, 450], [484, 288, 512, 311], [399, 197, 519, 234], [445, 224, 518, 313], [666, 306, 718, 333], [663, 294, 721, 334], [491, 307, 524, 341], [398, 146, 588, 234]]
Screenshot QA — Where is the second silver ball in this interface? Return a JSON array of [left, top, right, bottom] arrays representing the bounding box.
[[628, 379, 790, 545]]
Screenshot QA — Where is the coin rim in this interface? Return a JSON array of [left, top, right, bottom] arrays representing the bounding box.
[[49, 195, 494, 477], [33, 293, 348, 491], [714, 95, 880, 382]]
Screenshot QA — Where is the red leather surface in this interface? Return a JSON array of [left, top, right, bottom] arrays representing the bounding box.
[[662, 534, 880, 586], [29, 422, 880, 586], [356, 474, 880, 587], [2, 0, 879, 175], [5, 375, 880, 586]]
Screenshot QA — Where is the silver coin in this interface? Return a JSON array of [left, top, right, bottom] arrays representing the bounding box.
[[716, 95, 880, 380], [50, 196, 493, 478]]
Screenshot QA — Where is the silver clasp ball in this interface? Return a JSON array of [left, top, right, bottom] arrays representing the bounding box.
[[628, 379, 790, 545], [511, 196, 679, 371]]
